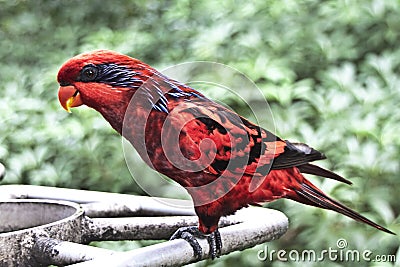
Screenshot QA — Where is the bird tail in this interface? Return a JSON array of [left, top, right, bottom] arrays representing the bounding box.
[[286, 170, 394, 235], [297, 163, 352, 185]]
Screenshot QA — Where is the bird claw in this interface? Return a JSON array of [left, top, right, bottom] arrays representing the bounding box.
[[170, 226, 203, 260], [207, 229, 222, 259], [170, 226, 222, 260]]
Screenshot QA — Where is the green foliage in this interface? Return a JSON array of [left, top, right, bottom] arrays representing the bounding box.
[[1, 0, 399, 266]]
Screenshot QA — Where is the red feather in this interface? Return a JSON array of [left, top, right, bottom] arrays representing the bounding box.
[[57, 50, 394, 237]]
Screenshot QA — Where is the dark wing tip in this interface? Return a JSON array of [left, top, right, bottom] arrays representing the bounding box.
[[271, 141, 326, 169], [287, 141, 326, 159], [298, 163, 353, 185]]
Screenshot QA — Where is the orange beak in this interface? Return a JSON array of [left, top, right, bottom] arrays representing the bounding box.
[[58, 86, 83, 113]]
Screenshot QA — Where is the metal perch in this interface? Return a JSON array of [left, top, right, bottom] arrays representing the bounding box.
[[0, 185, 288, 266]]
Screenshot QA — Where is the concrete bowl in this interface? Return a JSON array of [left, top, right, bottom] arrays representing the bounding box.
[[0, 199, 84, 267]]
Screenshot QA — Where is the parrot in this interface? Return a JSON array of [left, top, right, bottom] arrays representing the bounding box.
[[57, 50, 394, 259]]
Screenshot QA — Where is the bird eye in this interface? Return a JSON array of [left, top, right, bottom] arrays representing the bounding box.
[[80, 64, 98, 82]]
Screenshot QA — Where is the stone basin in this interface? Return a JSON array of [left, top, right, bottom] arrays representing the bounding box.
[[0, 199, 84, 267]]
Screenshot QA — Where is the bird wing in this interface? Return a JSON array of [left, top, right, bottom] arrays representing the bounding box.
[[169, 96, 326, 178]]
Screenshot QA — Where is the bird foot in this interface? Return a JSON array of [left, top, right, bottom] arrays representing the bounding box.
[[170, 226, 222, 260]]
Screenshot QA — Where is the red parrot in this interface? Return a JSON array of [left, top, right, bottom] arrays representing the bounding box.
[[57, 50, 394, 259]]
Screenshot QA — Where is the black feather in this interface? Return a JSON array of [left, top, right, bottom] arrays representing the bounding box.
[[95, 63, 143, 88], [271, 140, 325, 169], [297, 163, 352, 185], [293, 182, 395, 234]]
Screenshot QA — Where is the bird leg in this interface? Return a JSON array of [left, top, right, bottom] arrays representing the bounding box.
[[170, 226, 222, 260], [207, 228, 222, 259]]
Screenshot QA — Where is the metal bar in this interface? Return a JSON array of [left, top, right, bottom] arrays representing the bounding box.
[[0, 185, 289, 266], [83, 213, 235, 242], [0, 184, 195, 216], [33, 237, 119, 266], [68, 207, 288, 266], [84, 216, 200, 242]]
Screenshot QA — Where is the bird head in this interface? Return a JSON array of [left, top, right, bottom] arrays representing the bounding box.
[[57, 50, 157, 112], [57, 50, 205, 134], [57, 50, 160, 132]]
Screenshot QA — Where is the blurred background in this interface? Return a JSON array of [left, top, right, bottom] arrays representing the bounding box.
[[0, 0, 399, 266]]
